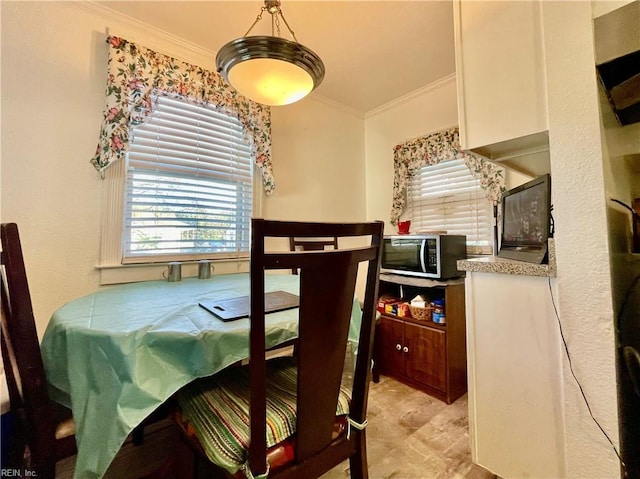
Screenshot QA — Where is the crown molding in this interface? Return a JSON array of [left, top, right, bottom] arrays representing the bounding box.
[[365, 73, 457, 119], [307, 93, 365, 119], [65, 1, 365, 118], [67, 0, 216, 67], [67, 1, 450, 120]]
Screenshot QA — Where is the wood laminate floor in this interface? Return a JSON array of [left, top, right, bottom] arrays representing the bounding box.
[[321, 375, 498, 479], [57, 375, 497, 479]]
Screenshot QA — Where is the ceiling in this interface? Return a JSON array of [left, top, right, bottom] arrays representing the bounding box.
[[96, 1, 456, 114]]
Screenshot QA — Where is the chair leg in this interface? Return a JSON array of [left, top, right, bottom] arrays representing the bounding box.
[[348, 431, 369, 479], [371, 360, 380, 383]]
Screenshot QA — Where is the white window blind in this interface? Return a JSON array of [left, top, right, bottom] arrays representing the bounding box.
[[123, 95, 253, 263], [408, 159, 493, 254]]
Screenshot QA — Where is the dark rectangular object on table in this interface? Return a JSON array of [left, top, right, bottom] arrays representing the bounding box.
[[199, 290, 299, 321]]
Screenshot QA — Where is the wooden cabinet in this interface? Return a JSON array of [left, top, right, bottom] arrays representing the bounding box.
[[379, 316, 447, 392], [453, 0, 549, 173], [375, 274, 467, 404], [378, 315, 405, 377], [406, 322, 447, 390]]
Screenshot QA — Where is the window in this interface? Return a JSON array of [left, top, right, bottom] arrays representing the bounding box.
[[408, 158, 493, 254], [123, 95, 253, 263], [95, 37, 272, 284]]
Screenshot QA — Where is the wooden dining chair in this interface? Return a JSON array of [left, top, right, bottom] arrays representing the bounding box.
[[0, 223, 77, 479], [288, 235, 339, 274], [1, 223, 174, 479], [174, 219, 383, 479]]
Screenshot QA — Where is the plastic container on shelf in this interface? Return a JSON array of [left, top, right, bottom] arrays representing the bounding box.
[[432, 299, 446, 324]]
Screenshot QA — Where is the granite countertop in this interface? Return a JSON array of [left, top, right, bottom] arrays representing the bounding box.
[[457, 239, 557, 277]]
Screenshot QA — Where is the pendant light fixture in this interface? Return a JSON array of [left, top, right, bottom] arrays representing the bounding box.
[[216, 0, 325, 106]]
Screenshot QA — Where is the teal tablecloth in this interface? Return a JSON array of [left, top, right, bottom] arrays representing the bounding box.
[[41, 273, 362, 479]]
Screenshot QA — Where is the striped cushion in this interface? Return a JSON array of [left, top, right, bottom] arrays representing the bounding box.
[[176, 357, 351, 475]]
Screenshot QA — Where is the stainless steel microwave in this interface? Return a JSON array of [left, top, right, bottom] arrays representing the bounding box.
[[381, 235, 466, 279]]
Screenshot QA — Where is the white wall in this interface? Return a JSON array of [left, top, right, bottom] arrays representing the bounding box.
[[1, 3, 629, 477], [364, 75, 459, 228], [363, 74, 529, 229], [542, 2, 620, 477], [0, 1, 365, 336], [362, 6, 625, 477], [2, 1, 105, 335], [268, 97, 365, 223]]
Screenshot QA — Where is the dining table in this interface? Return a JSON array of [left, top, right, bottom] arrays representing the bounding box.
[[40, 272, 362, 479]]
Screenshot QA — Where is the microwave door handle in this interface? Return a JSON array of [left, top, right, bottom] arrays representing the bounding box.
[[420, 241, 427, 273]]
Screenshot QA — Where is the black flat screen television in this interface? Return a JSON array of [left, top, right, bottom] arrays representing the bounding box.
[[498, 174, 551, 264]]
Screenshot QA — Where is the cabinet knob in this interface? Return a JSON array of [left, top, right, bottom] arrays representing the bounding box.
[[403, 346, 409, 353], [396, 343, 402, 351]]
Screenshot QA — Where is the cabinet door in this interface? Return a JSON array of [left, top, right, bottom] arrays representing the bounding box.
[[405, 323, 446, 392], [454, 0, 548, 150], [378, 316, 405, 376]]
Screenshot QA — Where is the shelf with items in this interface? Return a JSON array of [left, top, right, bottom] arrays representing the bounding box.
[[374, 274, 467, 404], [377, 274, 457, 325]]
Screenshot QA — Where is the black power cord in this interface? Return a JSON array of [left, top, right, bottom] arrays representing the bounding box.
[[547, 277, 628, 477], [615, 272, 640, 336], [610, 198, 640, 222]]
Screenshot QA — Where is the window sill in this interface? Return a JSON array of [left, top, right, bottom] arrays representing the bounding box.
[[96, 258, 250, 285]]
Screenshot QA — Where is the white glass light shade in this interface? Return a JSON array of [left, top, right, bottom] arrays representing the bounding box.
[[217, 36, 325, 106], [228, 58, 314, 106]]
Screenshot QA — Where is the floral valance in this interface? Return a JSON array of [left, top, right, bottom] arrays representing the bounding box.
[[391, 126, 506, 225], [91, 36, 275, 194]]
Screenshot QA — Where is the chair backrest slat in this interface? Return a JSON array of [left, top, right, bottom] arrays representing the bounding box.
[[1, 223, 57, 476], [248, 219, 383, 475], [1, 273, 24, 408], [296, 257, 359, 461], [289, 235, 339, 274]]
